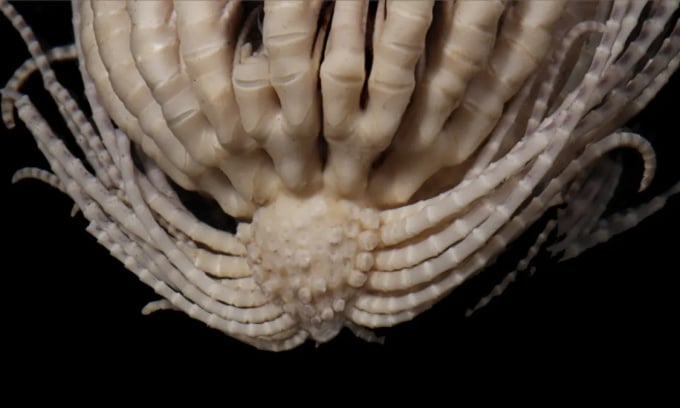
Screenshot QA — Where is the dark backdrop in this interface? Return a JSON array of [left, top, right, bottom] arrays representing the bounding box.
[[1, 1, 677, 385]]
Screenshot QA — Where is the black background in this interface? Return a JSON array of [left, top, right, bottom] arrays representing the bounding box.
[[1, 1, 678, 385]]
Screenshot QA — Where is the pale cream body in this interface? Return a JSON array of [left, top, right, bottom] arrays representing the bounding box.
[[1, 0, 679, 350]]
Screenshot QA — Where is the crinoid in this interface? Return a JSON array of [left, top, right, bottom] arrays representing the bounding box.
[[2, 0, 679, 351]]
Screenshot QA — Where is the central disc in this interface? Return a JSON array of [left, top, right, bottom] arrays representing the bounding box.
[[237, 192, 379, 341]]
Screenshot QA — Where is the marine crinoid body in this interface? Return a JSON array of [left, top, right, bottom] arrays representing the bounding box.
[[2, 0, 679, 351]]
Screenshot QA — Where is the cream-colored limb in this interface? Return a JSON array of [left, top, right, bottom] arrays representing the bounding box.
[[264, 0, 323, 130], [233, 2, 324, 192], [0, 43, 120, 192], [136, 173, 254, 281], [20, 93, 271, 315], [0, 12, 122, 193], [174, 0, 282, 205], [88, 1, 254, 216], [173, 0, 246, 151], [377, 0, 638, 246], [87, 1, 198, 188], [113, 124, 291, 320], [546, 4, 678, 190], [365, 130, 657, 312], [389, 0, 505, 153], [11, 167, 65, 194], [572, 6, 680, 143], [126, 1, 223, 166], [469, 19, 606, 178], [473, 134, 657, 312], [374, 181, 516, 272], [127, 1, 268, 208], [14, 94, 285, 338], [1, 45, 76, 129], [322, 0, 434, 196], [137, 175, 246, 256], [180, 244, 251, 279], [378, 129, 550, 246], [371, 0, 567, 205]]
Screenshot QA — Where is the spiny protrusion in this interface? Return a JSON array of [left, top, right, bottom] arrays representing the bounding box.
[[237, 191, 380, 342]]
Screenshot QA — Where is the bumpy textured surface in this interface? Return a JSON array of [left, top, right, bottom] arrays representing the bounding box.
[[1, 0, 679, 350], [238, 193, 379, 342]]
